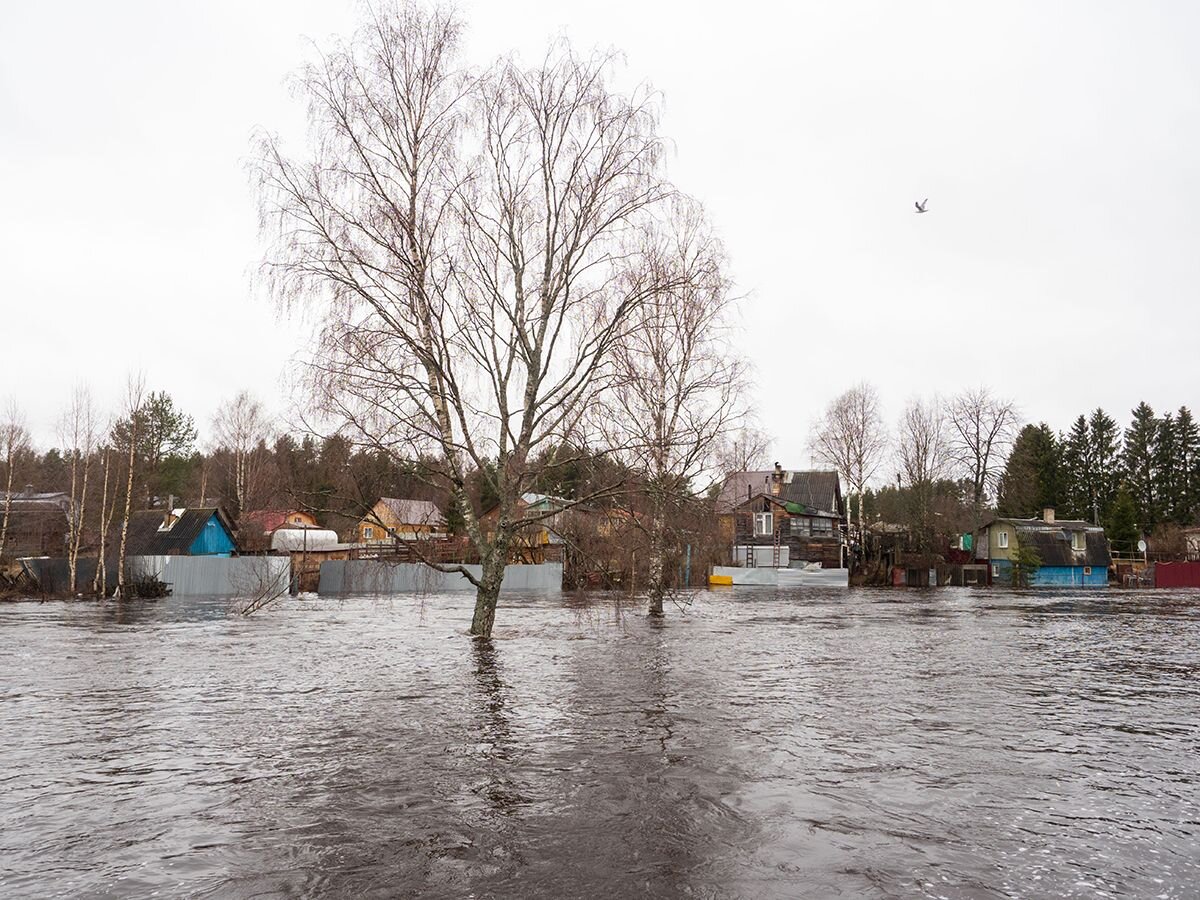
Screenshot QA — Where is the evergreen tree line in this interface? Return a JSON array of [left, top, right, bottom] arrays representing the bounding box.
[[998, 403, 1200, 551]]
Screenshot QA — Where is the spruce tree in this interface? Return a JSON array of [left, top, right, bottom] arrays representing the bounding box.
[[1107, 484, 1140, 555], [1175, 406, 1200, 525], [1061, 415, 1091, 520], [1089, 408, 1121, 525], [1122, 402, 1159, 529], [998, 423, 1062, 518], [1154, 413, 1181, 524]]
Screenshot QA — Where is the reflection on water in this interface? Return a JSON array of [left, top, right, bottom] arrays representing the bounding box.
[[2, 588, 1199, 898]]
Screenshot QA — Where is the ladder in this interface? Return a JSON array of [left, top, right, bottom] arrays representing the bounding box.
[[745, 543, 755, 568], [772, 527, 781, 568]]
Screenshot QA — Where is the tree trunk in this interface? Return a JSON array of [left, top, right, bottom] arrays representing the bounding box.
[[0, 448, 14, 562], [115, 425, 137, 599], [68, 455, 90, 595], [94, 448, 111, 598], [470, 530, 512, 639], [646, 507, 667, 617]]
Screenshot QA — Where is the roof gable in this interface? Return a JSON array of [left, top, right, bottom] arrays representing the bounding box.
[[717, 469, 842, 515], [125, 508, 236, 556], [372, 498, 446, 528]]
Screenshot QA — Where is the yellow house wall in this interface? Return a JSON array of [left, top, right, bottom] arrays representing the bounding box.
[[989, 522, 1017, 561]]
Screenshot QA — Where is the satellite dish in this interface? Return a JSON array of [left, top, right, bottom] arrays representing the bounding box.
[[1137, 540, 1147, 553]]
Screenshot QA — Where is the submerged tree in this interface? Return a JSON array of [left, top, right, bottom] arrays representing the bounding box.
[[604, 199, 748, 615], [60, 387, 97, 594], [255, 2, 679, 637], [114, 374, 146, 600]]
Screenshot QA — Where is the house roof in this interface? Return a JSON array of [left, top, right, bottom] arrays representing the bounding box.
[[241, 509, 313, 534], [125, 508, 235, 556], [717, 470, 842, 516], [373, 498, 446, 528]]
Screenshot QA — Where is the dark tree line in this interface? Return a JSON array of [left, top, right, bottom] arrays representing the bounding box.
[[998, 403, 1200, 551]]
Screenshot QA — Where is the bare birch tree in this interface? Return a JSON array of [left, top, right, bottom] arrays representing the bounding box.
[[255, 3, 674, 638], [896, 395, 949, 554], [92, 439, 115, 597], [114, 374, 146, 600], [604, 198, 748, 615], [946, 386, 1019, 521], [810, 383, 887, 540], [60, 387, 97, 593], [211, 390, 273, 514], [897, 395, 949, 488], [0, 399, 31, 563], [716, 425, 771, 476]]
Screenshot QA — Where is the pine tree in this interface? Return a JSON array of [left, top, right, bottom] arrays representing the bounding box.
[[1122, 402, 1159, 529]]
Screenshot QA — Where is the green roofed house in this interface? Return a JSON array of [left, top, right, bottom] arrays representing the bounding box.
[[715, 463, 846, 568]]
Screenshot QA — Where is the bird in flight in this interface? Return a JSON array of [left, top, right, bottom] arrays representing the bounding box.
[[914, 198, 929, 214]]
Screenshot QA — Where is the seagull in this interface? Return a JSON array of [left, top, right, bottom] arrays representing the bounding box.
[[914, 198, 929, 214]]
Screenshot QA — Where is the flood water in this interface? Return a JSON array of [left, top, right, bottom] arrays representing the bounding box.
[[2, 587, 1199, 899]]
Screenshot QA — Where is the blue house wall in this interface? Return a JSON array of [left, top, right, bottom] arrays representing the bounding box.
[[188, 515, 236, 557], [990, 559, 1107, 587]]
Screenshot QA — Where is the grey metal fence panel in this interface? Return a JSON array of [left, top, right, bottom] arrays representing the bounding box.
[[129, 556, 290, 597], [318, 561, 562, 596]]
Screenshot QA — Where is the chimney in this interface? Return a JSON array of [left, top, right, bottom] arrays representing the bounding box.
[[771, 462, 783, 496], [23, 483, 34, 498], [163, 495, 176, 529], [1043, 507, 1055, 524]]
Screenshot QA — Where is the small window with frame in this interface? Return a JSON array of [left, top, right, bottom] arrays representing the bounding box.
[[1072, 531, 1086, 551], [364, 526, 374, 540], [998, 530, 1009, 549], [753, 511, 774, 536]]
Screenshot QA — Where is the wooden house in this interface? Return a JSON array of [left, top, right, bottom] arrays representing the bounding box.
[[356, 498, 447, 543], [478, 492, 568, 563], [715, 465, 846, 568], [973, 508, 1110, 586], [125, 507, 238, 557]]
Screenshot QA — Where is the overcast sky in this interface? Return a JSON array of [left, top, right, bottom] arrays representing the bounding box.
[[4, 1, 1199, 459]]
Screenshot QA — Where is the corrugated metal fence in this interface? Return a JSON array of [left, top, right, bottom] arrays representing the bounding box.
[[129, 556, 290, 597], [318, 561, 563, 596]]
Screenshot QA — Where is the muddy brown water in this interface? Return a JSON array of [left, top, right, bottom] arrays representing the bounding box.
[[1, 588, 1198, 898]]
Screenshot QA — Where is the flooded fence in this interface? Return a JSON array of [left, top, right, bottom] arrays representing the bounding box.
[[318, 560, 563, 596], [129, 556, 290, 597], [19, 555, 291, 597]]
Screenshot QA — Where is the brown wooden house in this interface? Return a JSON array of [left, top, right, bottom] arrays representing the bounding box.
[[715, 465, 846, 568]]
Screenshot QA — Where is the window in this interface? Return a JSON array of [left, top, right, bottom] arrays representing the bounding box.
[[1083, 566, 1092, 576], [753, 512, 774, 536], [364, 526, 374, 540], [992, 564, 999, 577], [998, 530, 1009, 549], [293, 516, 303, 524], [790, 518, 810, 537], [1072, 531, 1086, 551], [812, 518, 833, 537]]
